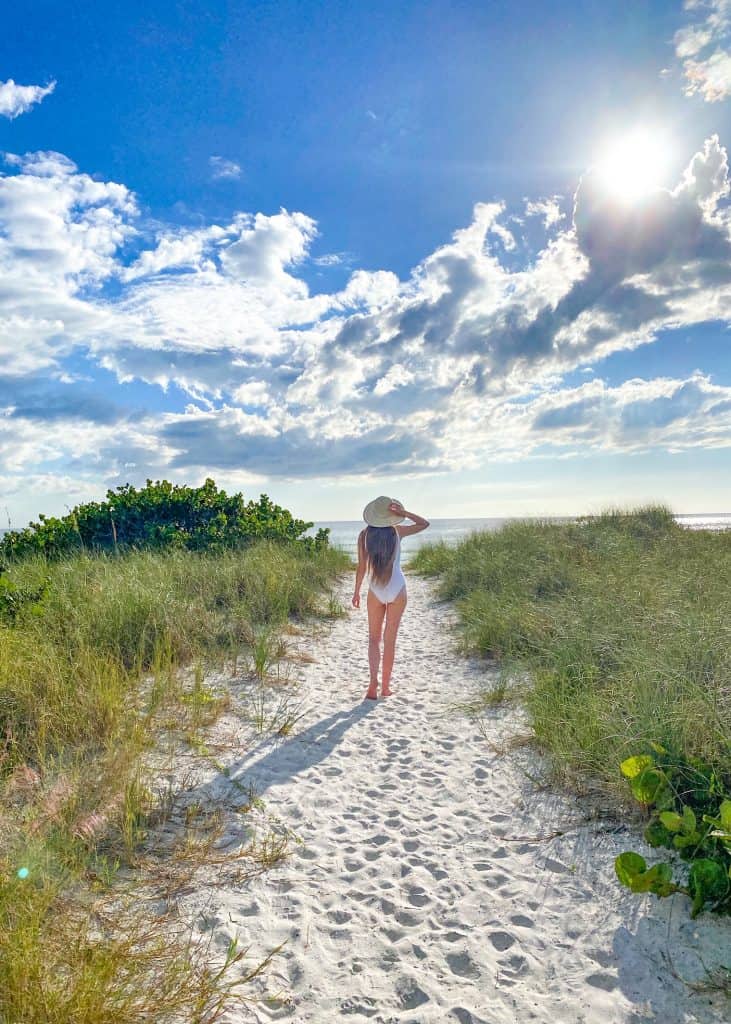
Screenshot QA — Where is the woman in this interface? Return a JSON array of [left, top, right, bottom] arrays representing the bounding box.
[[352, 496, 430, 699]]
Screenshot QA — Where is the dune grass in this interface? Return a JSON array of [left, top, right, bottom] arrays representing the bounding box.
[[411, 507, 731, 796], [0, 540, 348, 1023]]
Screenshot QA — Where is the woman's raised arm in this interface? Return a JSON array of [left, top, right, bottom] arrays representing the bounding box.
[[393, 504, 430, 538]]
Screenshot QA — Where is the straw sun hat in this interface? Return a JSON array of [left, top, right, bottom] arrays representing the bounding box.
[[362, 495, 405, 527]]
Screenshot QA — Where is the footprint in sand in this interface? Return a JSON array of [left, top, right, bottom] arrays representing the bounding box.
[[407, 886, 430, 907], [380, 948, 399, 972], [327, 908, 352, 924], [450, 1008, 489, 1024], [394, 908, 422, 927], [446, 951, 481, 979], [340, 996, 377, 1016], [496, 953, 529, 986], [395, 975, 430, 1010], [586, 971, 619, 991], [346, 888, 371, 903], [488, 929, 516, 951]]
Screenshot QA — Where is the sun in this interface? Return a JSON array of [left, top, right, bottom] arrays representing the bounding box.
[[593, 130, 671, 201]]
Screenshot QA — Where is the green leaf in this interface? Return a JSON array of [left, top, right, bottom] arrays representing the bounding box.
[[620, 755, 654, 780], [617, 855, 676, 897], [653, 786, 676, 812], [720, 800, 731, 831], [639, 863, 676, 897], [682, 805, 697, 834], [615, 851, 646, 888], [644, 820, 674, 849], [673, 833, 700, 851], [649, 741, 668, 755], [659, 811, 683, 832], [630, 767, 667, 806], [688, 859, 730, 917]]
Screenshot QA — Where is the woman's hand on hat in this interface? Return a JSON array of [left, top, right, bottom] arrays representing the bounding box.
[[388, 501, 405, 515]]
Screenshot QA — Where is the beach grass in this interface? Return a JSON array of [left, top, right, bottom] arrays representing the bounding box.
[[0, 540, 348, 1022], [411, 507, 731, 796]]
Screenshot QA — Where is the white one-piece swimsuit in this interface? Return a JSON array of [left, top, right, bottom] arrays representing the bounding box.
[[368, 533, 406, 604]]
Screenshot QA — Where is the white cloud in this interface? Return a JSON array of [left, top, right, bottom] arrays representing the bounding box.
[[373, 363, 415, 397], [218, 210, 316, 291], [122, 223, 228, 280], [518, 373, 731, 454], [336, 269, 401, 310], [0, 150, 137, 375], [0, 79, 56, 119], [209, 156, 243, 180], [675, 1, 731, 100], [2, 136, 731, 494], [524, 197, 564, 228], [313, 251, 351, 267]]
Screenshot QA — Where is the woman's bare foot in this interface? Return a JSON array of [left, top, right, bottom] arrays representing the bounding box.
[[381, 685, 393, 697], [366, 682, 379, 700]]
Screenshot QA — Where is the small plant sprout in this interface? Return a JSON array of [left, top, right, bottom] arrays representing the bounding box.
[[325, 593, 345, 618]]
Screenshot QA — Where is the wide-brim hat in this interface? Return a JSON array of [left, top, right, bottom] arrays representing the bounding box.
[[363, 495, 405, 527]]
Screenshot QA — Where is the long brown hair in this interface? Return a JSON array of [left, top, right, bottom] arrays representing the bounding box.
[[363, 526, 398, 584]]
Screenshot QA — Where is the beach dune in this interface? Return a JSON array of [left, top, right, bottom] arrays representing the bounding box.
[[177, 573, 728, 1023]]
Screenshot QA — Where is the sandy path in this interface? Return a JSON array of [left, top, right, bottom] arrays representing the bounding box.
[[180, 572, 728, 1024]]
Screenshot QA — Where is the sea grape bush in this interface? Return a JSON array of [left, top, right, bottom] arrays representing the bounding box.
[[0, 479, 330, 561], [615, 747, 731, 917]]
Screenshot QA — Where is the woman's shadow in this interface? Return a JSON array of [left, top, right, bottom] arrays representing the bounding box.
[[193, 699, 379, 810]]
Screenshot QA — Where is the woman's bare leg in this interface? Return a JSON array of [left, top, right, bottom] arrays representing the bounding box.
[[381, 587, 407, 696], [366, 589, 387, 699]]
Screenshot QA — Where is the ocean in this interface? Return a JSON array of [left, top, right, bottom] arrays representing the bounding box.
[[310, 513, 731, 559]]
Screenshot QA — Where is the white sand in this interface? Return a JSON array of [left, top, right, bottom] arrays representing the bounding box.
[[173, 573, 729, 1023]]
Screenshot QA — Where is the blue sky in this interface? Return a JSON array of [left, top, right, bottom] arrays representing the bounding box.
[[2, 0, 731, 525]]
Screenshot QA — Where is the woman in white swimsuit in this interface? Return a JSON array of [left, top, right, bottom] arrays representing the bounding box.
[[352, 496, 430, 700]]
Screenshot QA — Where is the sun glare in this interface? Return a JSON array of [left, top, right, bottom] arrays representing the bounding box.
[[594, 130, 671, 201]]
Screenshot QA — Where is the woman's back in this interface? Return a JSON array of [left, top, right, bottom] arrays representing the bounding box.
[[368, 531, 405, 604]]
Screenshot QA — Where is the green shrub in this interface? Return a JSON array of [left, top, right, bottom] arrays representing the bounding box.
[[0, 478, 329, 561]]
